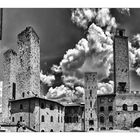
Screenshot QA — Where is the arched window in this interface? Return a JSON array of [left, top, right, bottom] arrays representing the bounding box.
[[109, 116, 113, 123], [51, 116, 53, 122], [122, 104, 127, 111], [100, 116, 105, 124], [50, 129, 53, 132], [12, 117, 14, 122], [109, 127, 113, 130], [41, 115, 45, 122], [101, 127, 106, 130], [133, 104, 138, 111], [22, 92, 25, 98], [20, 104, 23, 110], [100, 106, 104, 112], [41, 130, 45, 132], [41, 103, 45, 109]]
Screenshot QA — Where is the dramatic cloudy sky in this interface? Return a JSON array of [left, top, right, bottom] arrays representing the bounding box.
[[1, 8, 140, 106]]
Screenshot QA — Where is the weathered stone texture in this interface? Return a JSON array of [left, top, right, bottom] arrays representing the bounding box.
[[97, 95, 115, 130], [114, 32, 130, 94], [64, 105, 84, 132], [84, 72, 98, 131], [16, 27, 40, 99], [2, 49, 17, 122]]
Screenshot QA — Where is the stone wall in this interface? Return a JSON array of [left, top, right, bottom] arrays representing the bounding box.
[[64, 105, 84, 132], [84, 72, 98, 131], [97, 95, 115, 131], [114, 94, 140, 130], [16, 27, 40, 99], [2, 49, 17, 122], [114, 30, 130, 94], [10, 98, 64, 132]]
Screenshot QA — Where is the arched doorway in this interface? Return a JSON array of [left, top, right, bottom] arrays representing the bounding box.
[[133, 118, 140, 127], [89, 128, 94, 131]]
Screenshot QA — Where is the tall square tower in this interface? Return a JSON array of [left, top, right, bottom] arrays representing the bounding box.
[[84, 72, 98, 132], [2, 49, 17, 122], [16, 27, 40, 99], [113, 29, 130, 94]]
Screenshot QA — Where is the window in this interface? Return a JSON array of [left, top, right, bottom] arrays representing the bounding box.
[[100, 116, 105, 124], [90, 101, 92, 108], [20, 116, 22, 122], [90, 113, 92, 118], [109, 127, 113, 130], [100, 106, 104, 112], [50, 104, 54, 110], [12, 117, 14, 122], [20, 104, 23, 110], [118, 82, 126, 92], [12, 83, 16, 99], [51, 116, 53, 122], [89, 120, 94, 125], [122, 104, 127, 111], [22, 92, 25, 98], [41, 130, 45, 132], [61, 117, 63, 123], [41, 115, 45, 122], [109, 116, 113, 123], [101, 127, 106, 130], [58, 116, 59, 122], [108, 106, 113, 111], [90, 90, 92, 97], [50, 129, 53, 132], [58, 106, 60, 112], [41, 103, 45, 109], [133, 104, 138, 111], [76, 116, 78, 123]]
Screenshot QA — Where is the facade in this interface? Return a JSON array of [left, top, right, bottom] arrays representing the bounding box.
[[1, 27, 140, 132], [84, 72, 98, 131]]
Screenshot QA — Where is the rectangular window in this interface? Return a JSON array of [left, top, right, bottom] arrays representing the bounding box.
[[90, 90, 92, 97], [12, 83, 16, 99], [20, 116, 22, 122], [90, 101, 92, 108]]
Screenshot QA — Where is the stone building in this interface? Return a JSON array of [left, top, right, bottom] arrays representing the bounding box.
[[84, 72, 98, 131], [1, 27, 140, 132], [1, 27, 65, 132]]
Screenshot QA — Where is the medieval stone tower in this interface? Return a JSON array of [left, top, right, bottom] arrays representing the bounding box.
[[113, 29, 130, 94], [2, 49, 17, 122], [84, 72, 98, 131], [16, 26, 40, 99]]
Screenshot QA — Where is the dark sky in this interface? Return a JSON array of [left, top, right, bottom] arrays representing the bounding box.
[[1, 8, 140, 90], [2, 8, 84, 73]]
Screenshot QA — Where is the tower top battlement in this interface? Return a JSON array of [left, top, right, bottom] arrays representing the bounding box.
[[4, 49, 17, 56], [17, 26, 40, 44], [115, 28, 126, 37]]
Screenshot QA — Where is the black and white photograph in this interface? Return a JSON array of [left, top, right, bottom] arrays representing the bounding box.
[[0, 7, 140, 133]]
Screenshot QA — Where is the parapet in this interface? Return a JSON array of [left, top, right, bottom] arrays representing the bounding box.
[[115, 28, 126, 37], [3, 49, 17, 59], [17, 26, 40, 44]]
